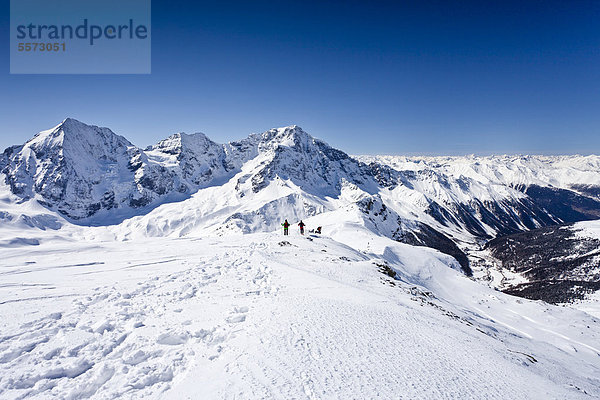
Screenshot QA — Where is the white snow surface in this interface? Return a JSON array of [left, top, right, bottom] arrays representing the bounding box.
[[573, 219, 600, 241], [1, 224, 599, 398], [569, 220, 600, 319]]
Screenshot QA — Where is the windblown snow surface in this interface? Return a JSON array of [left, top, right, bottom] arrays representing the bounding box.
[[1, 206, 600, 398]]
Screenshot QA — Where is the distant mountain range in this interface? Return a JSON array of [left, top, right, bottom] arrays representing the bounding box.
[[2, 118, 600, 302]]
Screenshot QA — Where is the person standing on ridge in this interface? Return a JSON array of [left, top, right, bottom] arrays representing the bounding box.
[[298, 220, 305, 235], [282, 219, 290, 235]]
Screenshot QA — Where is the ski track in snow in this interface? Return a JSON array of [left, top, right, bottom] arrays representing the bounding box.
[[0, 234, 599, 399]]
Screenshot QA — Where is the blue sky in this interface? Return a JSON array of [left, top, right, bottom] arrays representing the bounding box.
[[1, 0, 599, 155]]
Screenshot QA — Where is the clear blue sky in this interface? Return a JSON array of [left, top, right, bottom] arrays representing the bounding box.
[[1, 0, 599, 155]]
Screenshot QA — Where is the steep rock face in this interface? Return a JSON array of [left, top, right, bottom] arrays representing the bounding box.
[[146, 132, 233, 187], [243, 126, 381, 196], [1, 119, 138, 219], [0, 120, 253, 221], [425, 196, 562, 238]]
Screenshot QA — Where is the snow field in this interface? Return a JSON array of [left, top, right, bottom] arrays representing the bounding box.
[[0, 231, 599, 399]]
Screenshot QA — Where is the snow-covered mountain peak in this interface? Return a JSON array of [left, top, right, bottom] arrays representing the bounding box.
[[1, 119, 165, 220], [27, 118, 132, 159], [42, 117, 86, 136], [256, 125, 316, 151], [60, 117, 88, 130], [235, 125, 383, 197], [148, 131, 218, 156]]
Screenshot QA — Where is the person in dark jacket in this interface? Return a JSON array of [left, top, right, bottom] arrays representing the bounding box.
[[298, 220, 305, 235], [282, 219, 290, 235]]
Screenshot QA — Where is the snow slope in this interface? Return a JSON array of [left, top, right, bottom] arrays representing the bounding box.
[[0, 228, 599, 399], [573, 219, 600, 240], [0, 178, 69, 247], [565, 219, 600, 318]]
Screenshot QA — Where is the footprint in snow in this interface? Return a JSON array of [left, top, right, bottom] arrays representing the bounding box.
[[226, 306, 249, 323], [122, 349, 151, 365], [226, 314, 246, 324], [156, 332, 189, 346]]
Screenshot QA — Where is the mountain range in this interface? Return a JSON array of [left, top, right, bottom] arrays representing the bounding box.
[[2, 118, 600, 303]]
